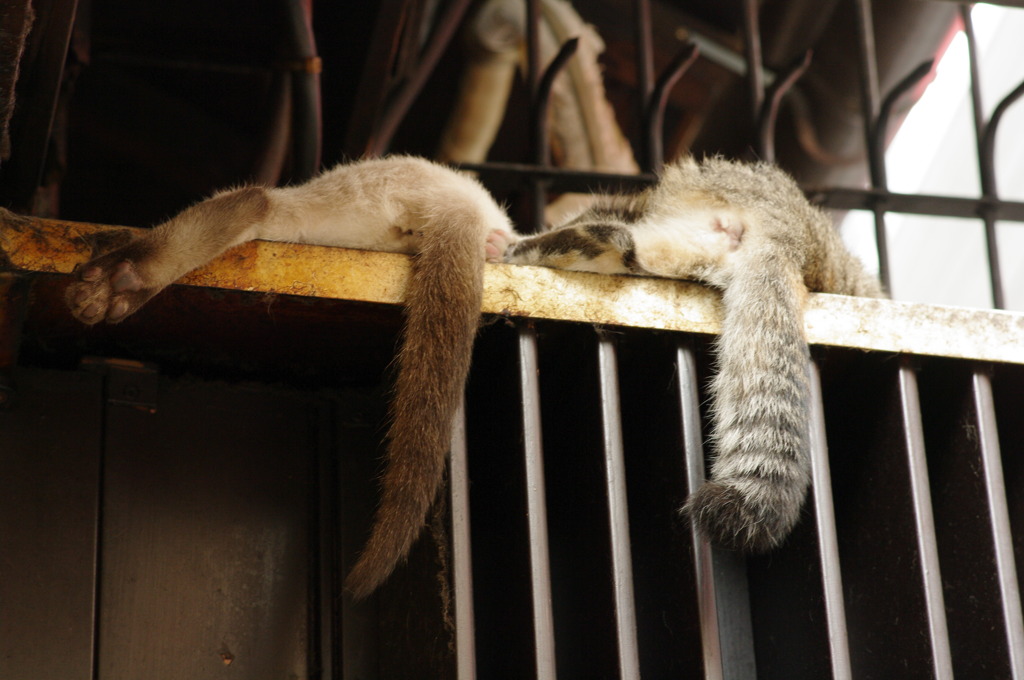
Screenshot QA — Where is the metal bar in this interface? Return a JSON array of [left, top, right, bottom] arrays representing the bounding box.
[[964, 4, 1022, 309], [647, 44, 700, 173], [808, 361, 852, 680], [873, 60, 935, 186], [526, 0, 546, 231], [853, 0, 881, 183], [758, 51, 812, 163], [677, 343, 757, 680], [972, 370, 1024, 678], [526, 0, 541, 98], [851, 0, 891, 291], [367, 0, 475, 156], [930, 0, 1024, 6], [449, 400, 477, 680], [533, 38, 580, 167], [677, 343, 724, 680], [312, 400, 338, 680], [898, 362, 954, 679], [742, 0, 764, 131], [635, 0, 655, 171], [867, 58, 934, 295], [283, 0, 322, 182], [518, 323, 558, 679], [810, 187, 1024, 223], [458, 161, 657, 193], [978, 71, 1024, 307], [962, 6, 991, 196], [464, 160, 1024, 222], [342, 0, 412, 157], [979, 79, 1024, 189], [596, 334, 640, 680]]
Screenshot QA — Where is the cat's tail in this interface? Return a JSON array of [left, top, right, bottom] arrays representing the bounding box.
[[344, 199, 490, 600], [683, 252, 812, 552]]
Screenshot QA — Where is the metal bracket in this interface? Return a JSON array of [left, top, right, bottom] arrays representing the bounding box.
[[80, 356, 160, 413]]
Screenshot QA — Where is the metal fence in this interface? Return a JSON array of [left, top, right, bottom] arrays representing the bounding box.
[[398, 1, 1024, 678]]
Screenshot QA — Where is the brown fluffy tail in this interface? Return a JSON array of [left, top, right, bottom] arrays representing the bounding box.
[[344, 206, 485, 599]]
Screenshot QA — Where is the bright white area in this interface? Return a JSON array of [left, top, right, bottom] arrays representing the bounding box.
[[838, 3, 1024, 311]]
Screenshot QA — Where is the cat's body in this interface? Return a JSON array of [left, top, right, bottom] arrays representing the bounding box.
[[65, 156, 519, 598], [507, 156, 883, 550]]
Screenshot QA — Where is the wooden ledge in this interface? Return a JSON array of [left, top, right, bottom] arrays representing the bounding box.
[[3, 213, 1023, 365]]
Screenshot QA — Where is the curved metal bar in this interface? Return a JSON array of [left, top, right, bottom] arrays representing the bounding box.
[[756, 50, 812, 163], [366, 0, 475, 157], [978, 77, 1024, 310], [961, 5, 989, 194], [852, 0, 881, 171], [981, 77, 1024, 197], [532, 37, 580, 166], [871, 59, 934, 190], [645, 43, 699, 172], [742, 0, 764, 126]]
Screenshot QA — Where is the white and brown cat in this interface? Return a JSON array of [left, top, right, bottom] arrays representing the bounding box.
[[65, 156, 519, 599]]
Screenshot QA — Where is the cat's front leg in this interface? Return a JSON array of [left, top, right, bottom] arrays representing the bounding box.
[[66, 232, 173, 324], [65, 185, 271, 324], [505, 224, 639, 274]]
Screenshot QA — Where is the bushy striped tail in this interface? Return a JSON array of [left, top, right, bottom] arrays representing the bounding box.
[[683, 256, 812, 552]]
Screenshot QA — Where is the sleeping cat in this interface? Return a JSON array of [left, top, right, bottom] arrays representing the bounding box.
[[506, 156, 884, 551], [64, 156, 520, 599]]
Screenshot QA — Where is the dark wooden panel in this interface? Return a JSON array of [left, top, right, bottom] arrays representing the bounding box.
[[0, 367, 104, 680], [96, 377, 322, 679]]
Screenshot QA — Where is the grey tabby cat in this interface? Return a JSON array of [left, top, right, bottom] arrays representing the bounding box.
[[506, 156, 884, 550]]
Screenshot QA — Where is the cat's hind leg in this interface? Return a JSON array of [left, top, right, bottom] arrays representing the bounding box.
[[66, 186, 271, 324]]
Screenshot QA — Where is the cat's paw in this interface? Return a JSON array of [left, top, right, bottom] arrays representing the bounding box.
[[66, 251, 159, 325], [682, 478, 802, 553], [485, 228, 517, 263]]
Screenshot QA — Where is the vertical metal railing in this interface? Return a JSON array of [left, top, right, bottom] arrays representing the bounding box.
[[852, 0, 891, 291], [960, 5, 1024, 309], [898, 362, 954, 679], [517, 323, 558, 679], [807, 361, 852, 680], [449, 402, 477, 680], [677, 343, 723, 680], [972, 370, 1024, 678], [677, 343, 756, 680], [595, 333, 641, 680]]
